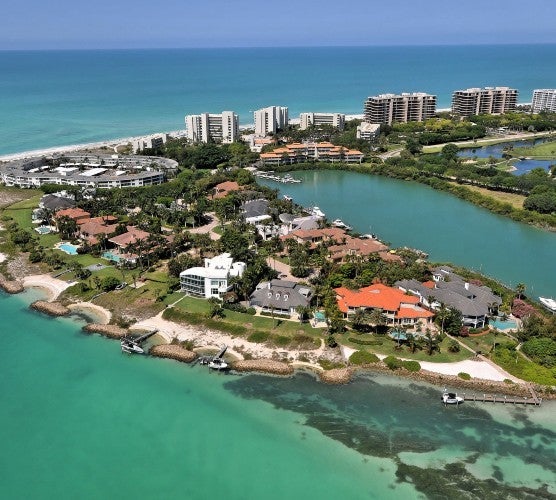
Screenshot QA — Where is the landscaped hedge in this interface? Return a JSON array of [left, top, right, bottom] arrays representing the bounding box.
[[384, 356, 403, 370], [402, 360, 421, 372], [349, 350, 380, 365], [348, 337, 384, 346]]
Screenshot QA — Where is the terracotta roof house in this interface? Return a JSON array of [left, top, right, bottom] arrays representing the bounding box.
[[396, 267, 502, 328], [335, 283, 434, 327], [281, 227, 347, 248], [249, 280, 312, 318], [210, 181, 241, 200], [79, 216, 119, 245], [328, 236, 388, 261], [108, 226, 150, 248], [54, 207, 91, 223]]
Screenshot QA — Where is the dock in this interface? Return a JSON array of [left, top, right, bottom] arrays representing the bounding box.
[[459, 386, 542, 406]]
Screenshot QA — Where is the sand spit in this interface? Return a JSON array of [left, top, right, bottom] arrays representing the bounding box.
[[319, 367, 354, 385], [0, 275, 24, 294], [149, 344, 197, 363], [83, 323, 127, 339], [231, 359, 294, 376], [31, 300, 70, 316]]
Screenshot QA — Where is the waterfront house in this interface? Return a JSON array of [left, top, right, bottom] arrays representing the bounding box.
[[242, 199, 271, 224], [281, 227, 347, 248], [180, 253, 246, 299], [335, 283, 434, 327], [396, 267, 502, 328], [249, 279, 312, 319], [78, 216, 119, 245], [327, 236, 389, 262], [210, 181, 241, 200]]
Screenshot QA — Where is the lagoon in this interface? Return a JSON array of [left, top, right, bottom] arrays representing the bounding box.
[[259, 170, 556, 298]]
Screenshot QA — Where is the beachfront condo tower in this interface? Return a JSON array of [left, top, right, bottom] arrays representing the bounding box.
[[531, 89, 556, 113], [185, 111, 239, 143], [363, 93, 437, 125], [451, 87, 518, 117], [299, 112, 345, 130], [254, 106, 289, 136]]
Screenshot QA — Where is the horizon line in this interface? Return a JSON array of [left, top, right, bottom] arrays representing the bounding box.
[[2, 41, 556, 52]]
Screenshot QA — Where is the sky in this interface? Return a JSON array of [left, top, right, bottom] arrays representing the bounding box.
[[2, 0, 556, 50]]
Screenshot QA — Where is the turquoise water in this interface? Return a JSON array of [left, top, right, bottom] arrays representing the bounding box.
[[260, 170, 556, 298], [34, 225, 52, 234], [2, 44, 556, 155], [102, 251, 121, 262], [1, 289, 555, 499], [491, 318, 518, 330], [59, 242, 79, 255]]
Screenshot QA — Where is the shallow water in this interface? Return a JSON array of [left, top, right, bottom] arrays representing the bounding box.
[[1, 290, 555, 499]]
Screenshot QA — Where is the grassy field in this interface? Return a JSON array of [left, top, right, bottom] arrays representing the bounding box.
[[512, 138, 556, 159], [343, 333, 473, 363], [449, 183, 526, 209]]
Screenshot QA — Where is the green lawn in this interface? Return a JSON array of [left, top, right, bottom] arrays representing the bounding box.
[[342, 333, 473, 363], [458, 330, 511, 356], [3, 194, 42, 229], [512, 138, 556, 159]]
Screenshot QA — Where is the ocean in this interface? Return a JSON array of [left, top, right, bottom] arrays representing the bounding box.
[[1, 44, 556, 155], [1, 289, 555, 499]]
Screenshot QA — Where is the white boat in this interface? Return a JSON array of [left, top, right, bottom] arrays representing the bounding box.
[[283, 195, 292, 201], [332, 218, 352, 230], [121, 339, 144, 354], [307, 206, 325, 218], [360, 233, 377, 240], [539, 297, 556, 313], [442, 389, 464, 405], [208, 358, 228, 370]]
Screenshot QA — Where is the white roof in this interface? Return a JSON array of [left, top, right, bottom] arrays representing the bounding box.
[[81, 168, 108, 177]]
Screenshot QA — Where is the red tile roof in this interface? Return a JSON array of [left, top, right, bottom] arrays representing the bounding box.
[[335, 284, 433, 321], [54, 207, 90, 221], [108, 226, 150, 248]]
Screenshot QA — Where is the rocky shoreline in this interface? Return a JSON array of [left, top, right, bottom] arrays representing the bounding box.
[[230, 359, 294, 376], [30, 300, 70, 316], [82, 323, 128, 339], [0, 275, 24, 294], [319, 367, 354, 384], [150, 344, 198, 363]]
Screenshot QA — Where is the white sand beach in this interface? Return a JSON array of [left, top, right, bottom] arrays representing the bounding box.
[[22, 274, 74, 301], [132, 311, 326, 363], [341, 346, 520, 383], [68, 302, 111, 324]]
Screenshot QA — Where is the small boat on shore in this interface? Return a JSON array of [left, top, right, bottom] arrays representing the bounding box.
[[539, 296, 556, 313], [332, 218, 353, 230], [121, 338, 145, 354], [208, 358, 229, 371], [442, 389, 464, 405]]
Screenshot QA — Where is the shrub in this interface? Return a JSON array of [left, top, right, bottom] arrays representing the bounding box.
[[246, 307, 256, 315], [384, 356, 403, 370], [273, 335, 290, 347], [326, 335, 338, 348], [349, 350, 380, 365], [402, 360, 421, 372], [503, 378, 514, 384], [458, 372, 471, 380], [348, 336, 384, 346], [247, 331, 270, 343], [318, 359, 344, 370], [100, 276, 120, 292]]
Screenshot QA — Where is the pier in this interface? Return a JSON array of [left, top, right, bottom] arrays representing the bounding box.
[[459, 385, 542, 406]]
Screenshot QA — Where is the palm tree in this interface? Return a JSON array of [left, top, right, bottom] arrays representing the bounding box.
[[406, 333, 422, 353], [435, 302, 450, 335], [515, 283, 526, 300], [369, 308, 386, 334], [424, 331, 440, 356]]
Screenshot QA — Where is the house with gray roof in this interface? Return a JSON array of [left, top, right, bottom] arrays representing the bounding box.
[[249, 279, 312, 319], [396, 268, 502, 328], [242, 199, 270, 224]]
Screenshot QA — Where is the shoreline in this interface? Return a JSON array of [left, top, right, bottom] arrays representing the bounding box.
[[3, 275, 553, 397]]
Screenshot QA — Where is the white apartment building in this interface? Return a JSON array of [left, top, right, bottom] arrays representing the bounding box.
[[185, 111, 239, 143], [132, 134, 168, 153], [179, 253, 246, 299], [299, 112, 345, 131], [254, 106, 288, 136], [356, 122, 381, 141], [364, 93, 437, 125], [532, 89, 556, 113], [451, 87, 518, 116]]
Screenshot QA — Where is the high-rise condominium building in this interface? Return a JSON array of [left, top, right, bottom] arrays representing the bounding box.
[[531, 89, 556, 113], [254, 106, 289, 136], [363, 93, 437, 125], [185, 111, 239, 143], [299, 112, 345, 130], [451, 87, 518, 116]]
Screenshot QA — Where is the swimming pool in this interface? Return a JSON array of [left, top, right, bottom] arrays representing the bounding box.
[[58, 243, 79, 255], [102, 251, 121, 262], [35, 226, 52, 235], [490, 317, 518, 330]]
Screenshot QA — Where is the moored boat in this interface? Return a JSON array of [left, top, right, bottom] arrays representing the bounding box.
[[332, 218, 353, 230], [442, 389, 464, 405], [539, 296, 556, 313], [121, 338, 145, 354], [208, 358, 229, 371]]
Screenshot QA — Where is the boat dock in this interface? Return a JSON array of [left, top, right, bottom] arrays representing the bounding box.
[[458, 385, 542, 406]]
